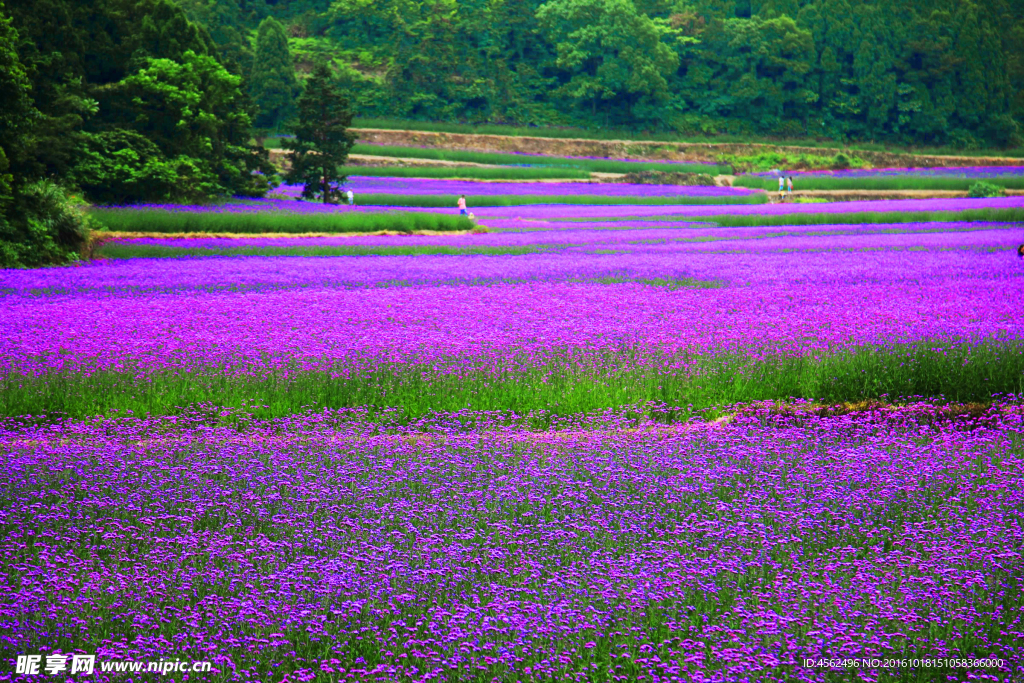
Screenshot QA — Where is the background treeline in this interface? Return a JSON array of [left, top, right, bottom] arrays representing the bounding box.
[[180, 0, 1024, 149], [0, 0, 275, 265]]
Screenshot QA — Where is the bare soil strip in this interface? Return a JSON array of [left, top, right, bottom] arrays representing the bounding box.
[[90, 229, 484, 241]]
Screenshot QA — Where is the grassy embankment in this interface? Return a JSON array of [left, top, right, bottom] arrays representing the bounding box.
[[89, 208, 475, 234], [343, 144, 733, 175], [735, 175, 1024, 191], [346, 117, 1024, 158], [3, 340, 1021, 425]]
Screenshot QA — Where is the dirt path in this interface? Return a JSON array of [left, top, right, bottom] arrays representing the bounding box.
[[352, 128, 1024, 169], [89, 229, 486, 242]]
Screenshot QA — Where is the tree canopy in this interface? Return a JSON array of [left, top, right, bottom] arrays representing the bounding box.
[[250, 16, 300, 132], [284, 61, 356, 203], [312, 0, 1023, 147], [3, 0, 270, 204]]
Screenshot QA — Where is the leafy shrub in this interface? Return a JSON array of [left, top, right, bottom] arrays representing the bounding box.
[[618, 171, 716, 185], [968, 181, 1007, 198], [70, 130, 213, 205], [0, 181, 91, 268], [832, 153, 851, 169]]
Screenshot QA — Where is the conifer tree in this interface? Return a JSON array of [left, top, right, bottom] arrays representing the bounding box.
[[284, 61, 356, 204], [249, 16, 299, 132]]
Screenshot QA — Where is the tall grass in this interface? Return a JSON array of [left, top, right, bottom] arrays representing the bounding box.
[[342, 165, 591, 179], [89, 208, 474, 234], [593, 206, 1024, 226], [4, 340, 1020, 424], [94, 243, 552, 259], [734, 175, 1024, 191], [344, 193, 768, 207], [349, 144, 731, 175]]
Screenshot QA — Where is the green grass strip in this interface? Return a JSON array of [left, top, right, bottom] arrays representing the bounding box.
[[347, 144, 731, 175], [89, 208, 475, 234], [93, 243, 554, 259], [345, 193, 768, 207], [734, 175, 1024, 191], [587, 207, 1024, 226], [4, 340, 1020, 425], [341, 165, 590, 180]]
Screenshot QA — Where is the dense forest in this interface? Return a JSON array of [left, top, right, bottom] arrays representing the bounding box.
[[180, 0, 1023, 148], [1, 0, 1022, 265]]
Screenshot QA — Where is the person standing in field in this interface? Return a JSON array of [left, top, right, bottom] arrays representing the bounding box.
[[458, 195, 467, 216], [778, 175, 785, 202], [346, 189, 354, 207], [787, 176, 794, 196]]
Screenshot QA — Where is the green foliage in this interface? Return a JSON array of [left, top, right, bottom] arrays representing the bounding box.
[[0, 1, 31, 212], [312, 0, 1024, 147], [89, 207, 471, 234], [0, 3, 90, 268], [967, 181, 1008, 198], [3, 0, 270, 210], [832, 153, 851, 169], [285, 62, 357, 203], [107, 51, 271, 199], [536, 0, 679, 120], [250, 17, 300, 132], [0, 181, 91, 268], [69, 130, 206, 205], [177, 0, 266, 73], [719, 151, 868, 173]]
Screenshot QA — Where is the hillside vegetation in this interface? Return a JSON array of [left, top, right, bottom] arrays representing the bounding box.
[[179, 0, 1023, 149]]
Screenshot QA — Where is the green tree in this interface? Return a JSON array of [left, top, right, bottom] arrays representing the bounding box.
[[250, 16, 300, 132], [178, 0, 266, 74], [0, 2, 31, 215], [536, 0, 679, 123], [107, 50, 272, 198], [0, 2, 88, 268], [284, 62, 356, 203], [68, 130, 194, 204]]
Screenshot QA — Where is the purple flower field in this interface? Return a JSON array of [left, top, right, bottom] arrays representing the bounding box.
[[111, 220, 1021, 250], [4, 223, 1022, 378], [2, 402, 1022, 682], [270, 180, 752, 198], [99, 194, 1024, 223], [3, 187, 1024, 682]]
